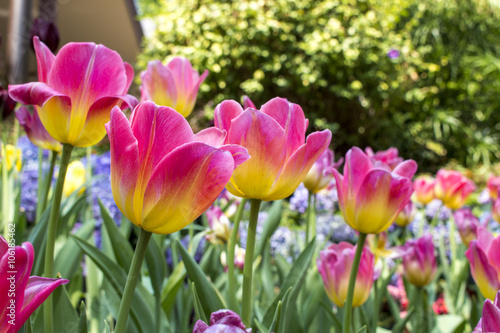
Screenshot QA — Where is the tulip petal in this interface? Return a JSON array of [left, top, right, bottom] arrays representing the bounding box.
[[140, 60, 177, 106], [33, 36, 55, 83], [8, 82, 68, 107], [105, 107, 140, 224], [16, 277, 69, 330], [214, 100, 244, 134], [218, 144, 250, 168], [194, 127, 226, 147], [260, 97, 306, 158], [141, 142, 236, 234], [47, 42, 129, 104], [130, 102, 194, 168], [226, 109, 287, 199], [124, 62, 135, 94], [465, 241, 500, 300], [392, 160, 418, 179], [38, 95, 73, 144], [185, 69, 208, 116], [482, 298, 500, 332], [485, 236, 500, 281], [0, 242, 33, 329], [266, 130, 331, 201]]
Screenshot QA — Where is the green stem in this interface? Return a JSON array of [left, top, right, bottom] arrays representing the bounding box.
[[40, 150, 58, 217], [43, 143, 73, 333], [227, 198, 247, 311], [448, 215, 457, 264], [36, 149, 44, 222], [241, 199, 262, 327], [115, 228, 153, 333], [155, 293, 161, 333], [342, 232, 368, 333], [306, 191, 317, 244]]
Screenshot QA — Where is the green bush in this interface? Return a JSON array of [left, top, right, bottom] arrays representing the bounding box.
[[137, 0, 500, 171]]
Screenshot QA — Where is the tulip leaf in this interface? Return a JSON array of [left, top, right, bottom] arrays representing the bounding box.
[[104, 320, 111, 333], [392, 307, 415, 333], [54, 220, 94, 279], [176, 239, 226, 319], [433, 314, 466, 333], [53, 285, 79, 333], [72, 235, 155, 333], [191, 282, 208, 324], [356, 326, 367, 333], [99, 199, 134, 271], [253, 320, 270, 333], [145, 233, 167, 299], [161, 262, 186, 315], [262, 238, 316, 328], [255, 200, 282, 256], [78, 301, 88, 333], [320, 301, 342, 332]]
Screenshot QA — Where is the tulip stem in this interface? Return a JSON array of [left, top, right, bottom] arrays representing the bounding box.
[[342, 232, 367, 333], [227, 198, 247, 311], [115, 228, 153, 333], [39, 150, 58, 217], [305, 191, 316, 244], [241, 199, 262, 327], [43, 143, 73, 333]]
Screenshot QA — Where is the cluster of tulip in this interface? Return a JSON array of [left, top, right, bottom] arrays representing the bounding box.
[[2, 36, 500, 333]]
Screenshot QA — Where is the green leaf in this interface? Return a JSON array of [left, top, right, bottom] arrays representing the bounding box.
[[78, 301, 88, 333], [392, 308, 415, 333], [161, 262, 186, 315], [99, 199, 133, 271], [356, 326, 367, 333], [176, 239, 226, 319], [320, 301, 342, 332], [54, 220, 94, 279], [145, 233, 167, 298], [263, 238, 316, 328], [53, 285, 79, 333], [72, 235, 155, 333], [191, 282, 208, 323], [432, 314, 466, 333]]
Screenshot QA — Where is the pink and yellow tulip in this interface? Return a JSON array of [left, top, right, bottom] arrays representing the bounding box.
[[106, 101, 249, 234], [214, 97, 331, 201], [402, 235, 437, 287], [434, 169, 475, 210], [454, 208, 480, 246], [413, 176, 435, 205], [9, 37, 136, 147], [487, 176, 500, 201], [332, 147, 416, 234], [140, 58, 208, 117], [15, 107, 61, 152], [317, 242, 374, 307], [205, 206, 232, 245], [465, 227, 500, 300], [474, 291, 500, 333], [492, 198, 500, 225], [394, 201, 416, 227], [303, 148, 343, 193], [0, 236, 68, 333]]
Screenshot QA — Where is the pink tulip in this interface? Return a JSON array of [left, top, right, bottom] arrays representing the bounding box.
[[317, 242, 375, 307], [492, 198, 500, 225], [414, 176, 435, 205], [364, 146, 403, 169], [9, 37, 136, 148], [106, 101, 249, 234], [15, 107, 61, 152], [214, 97, 331, 201], [402, 235, 437, 287], [474, 291, 500, 333], [454, 208, 480, 246], [466, 227, 500, 300], [303, 148, 344, 193], [193, 309, 252, 333], [0, 236, 68, 333], [140, 58, 208, 117], [487, 176, 500, 200], [242, 95, 256, 109], [394, 201, 416, 227], [332, 147, 416, 234], [434, 169, 475, 210]]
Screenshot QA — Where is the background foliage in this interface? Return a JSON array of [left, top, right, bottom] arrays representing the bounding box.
[[137, 0, 500, 172]]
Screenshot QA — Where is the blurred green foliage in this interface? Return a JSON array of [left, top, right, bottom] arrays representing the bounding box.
[[137, 0, 500, 171]]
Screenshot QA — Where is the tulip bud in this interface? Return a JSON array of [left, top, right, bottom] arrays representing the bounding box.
[[395, 201, 416, 227], [303, 148, 343, 193], [402, 235, 437, 287], [317, 242, 374, 307], [453, 208, 480, 246], [414, 176, 435, 205], [193, 309, 252, 333], [63, 161, 86, 197]]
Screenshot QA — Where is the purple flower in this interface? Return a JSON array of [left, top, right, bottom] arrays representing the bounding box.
[[193, 309, 253, 333], [387, 49, 400, 59]]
